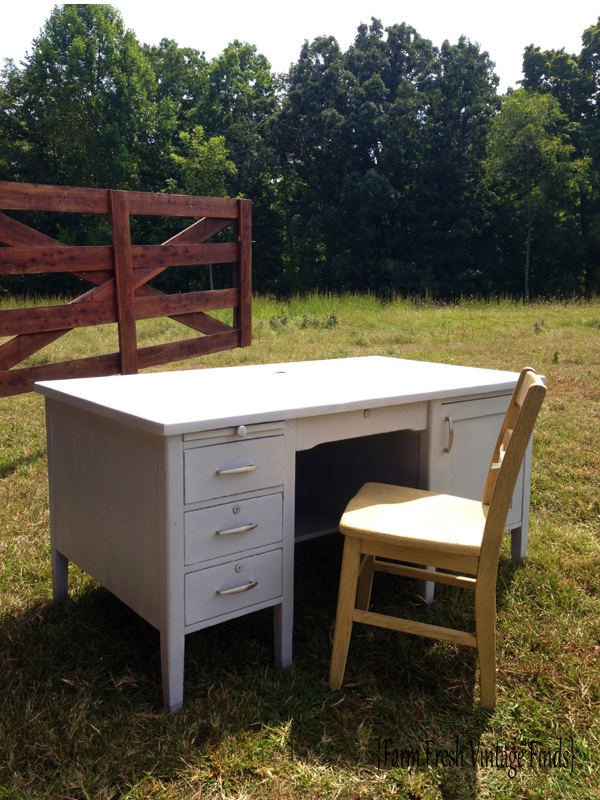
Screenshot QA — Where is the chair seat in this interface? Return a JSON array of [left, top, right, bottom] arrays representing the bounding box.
[[340, 482, 486, 560]]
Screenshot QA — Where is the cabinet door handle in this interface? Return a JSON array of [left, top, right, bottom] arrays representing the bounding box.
[[444, 416, 454, 454], [216, 523, 258, 536], [216, 464, 259, 475], [216, 580, 258, 596]]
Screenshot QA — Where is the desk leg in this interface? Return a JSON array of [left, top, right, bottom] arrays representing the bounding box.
[[160, 629, 185, 713], [52, 549, 69, 599], [276, 422, 295, 669], [415, 567, 436, 605], [511, 439, 532, 565], [273, 601, 293, 668], [510, 523, 528, 565]]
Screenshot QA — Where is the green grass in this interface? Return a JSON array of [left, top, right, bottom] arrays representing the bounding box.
[[1, 295, 599, 799]]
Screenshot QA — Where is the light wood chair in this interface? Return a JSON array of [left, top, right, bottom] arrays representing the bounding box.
[[329, 367, 546, 709]]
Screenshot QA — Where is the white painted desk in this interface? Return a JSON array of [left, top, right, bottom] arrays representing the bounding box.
[[36, 357, 531, 711]]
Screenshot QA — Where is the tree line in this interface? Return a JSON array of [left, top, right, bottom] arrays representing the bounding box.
[[1, 4, 599, 299]]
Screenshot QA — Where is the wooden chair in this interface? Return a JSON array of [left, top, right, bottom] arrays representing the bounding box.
[[329, 368, 546, 709]]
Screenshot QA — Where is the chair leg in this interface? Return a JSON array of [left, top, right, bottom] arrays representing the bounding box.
[[356, 554, 375, 611], [475, 588, 497, 709], [329, 536, 362, 690]]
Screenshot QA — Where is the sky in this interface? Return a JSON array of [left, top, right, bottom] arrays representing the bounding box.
[[1, 1, 599, 93]]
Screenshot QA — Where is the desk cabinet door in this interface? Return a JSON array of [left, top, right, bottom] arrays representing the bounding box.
[[428, 394, 523, 527]]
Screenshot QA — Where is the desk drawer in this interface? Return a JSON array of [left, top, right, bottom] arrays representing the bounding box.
[[185, 549, 282, 625], [184, 435, 284, 504], [184, 493, 283, 565]]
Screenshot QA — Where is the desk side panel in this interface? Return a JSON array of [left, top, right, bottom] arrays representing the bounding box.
[[46, 399, 165, 628]]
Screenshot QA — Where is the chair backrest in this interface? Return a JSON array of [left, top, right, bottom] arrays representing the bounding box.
[[479, 368, 546, 575]]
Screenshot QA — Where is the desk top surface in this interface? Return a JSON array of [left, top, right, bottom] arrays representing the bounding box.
[[35, 357, 519, 436]]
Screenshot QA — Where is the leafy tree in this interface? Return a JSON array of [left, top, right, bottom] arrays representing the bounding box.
[[339, 21, 437, 295], [0, 60, 27, 182], [272, 34, 355, 291], [171, 125, 236, 197], [521, 19, 600, 296], [413, 36, 499, 295], [273, 19, 500, 297], [144, 38, 209, 127], [201, 41, 276, 133], [274, 22, 442, 293], [485, 89, 581, 298], [189, 41, 284, 292], [139, 38, 209, 192], [0, 4, 157, 190]]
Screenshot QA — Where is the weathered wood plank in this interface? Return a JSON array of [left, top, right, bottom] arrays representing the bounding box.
[[134, 288, 237, 319], [0, 332, 63, 372], [0, 242, 237, 275], [0, 181, 109, 213], [237, 198, 253, 347], [0, 288, 238, 337], [136, 330, 240, 370], [0, 263, 118, 369], [0, 213, 62, 247], [131, 243, 238, 269], [0, 301, 116, 336], [127, 192, 238, 218], [0, 182, 239, 217], [0, 246, 112, 274], [110, 190, 138, 374], [0, 352, 122, 396], [167, 311, 232, 335]]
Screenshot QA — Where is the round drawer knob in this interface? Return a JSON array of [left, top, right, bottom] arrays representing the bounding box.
[[236, 425, 248, 438]]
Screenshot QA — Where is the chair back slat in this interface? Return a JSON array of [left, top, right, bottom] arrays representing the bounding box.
[[482, 368, 538, 506], [479, 369, 546, 577], [515, 374, 534, 407]]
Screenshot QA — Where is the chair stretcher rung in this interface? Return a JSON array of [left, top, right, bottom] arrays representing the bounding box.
[[352, 608, 478, 647], [373, 560, 477, 589]]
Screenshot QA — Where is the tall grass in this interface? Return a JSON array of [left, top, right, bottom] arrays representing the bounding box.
[[1, 295, 599, 799]]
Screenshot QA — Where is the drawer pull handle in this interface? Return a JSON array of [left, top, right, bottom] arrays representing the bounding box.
[[216, 523, 258, 536], [216, 465, 259, 476], [444, 416, 454, 454], [217, 580, 258, 596]]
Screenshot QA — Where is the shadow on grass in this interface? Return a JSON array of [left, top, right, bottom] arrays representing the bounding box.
[[0, 447, 46, 479], [0, 536, 520, 799]]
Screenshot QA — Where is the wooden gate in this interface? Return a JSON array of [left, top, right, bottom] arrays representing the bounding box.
[[0, 182, 251, 397]]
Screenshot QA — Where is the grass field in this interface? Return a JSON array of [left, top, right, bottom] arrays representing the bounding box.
[[1, 295, 599, 799]]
